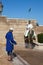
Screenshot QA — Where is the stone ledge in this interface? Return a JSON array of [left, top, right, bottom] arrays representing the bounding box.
[[17, 54, 30, 65]]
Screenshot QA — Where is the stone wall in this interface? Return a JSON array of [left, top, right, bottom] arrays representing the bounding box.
[[0, 16, 27, 45], [0, 16, 43, 45]]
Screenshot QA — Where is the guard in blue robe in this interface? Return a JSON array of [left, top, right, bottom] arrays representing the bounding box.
[[5, 28, 17, 61]]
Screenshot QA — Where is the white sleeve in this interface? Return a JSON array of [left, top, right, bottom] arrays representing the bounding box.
[[34, 32, 36, 36], [31, 24, 33, 28]]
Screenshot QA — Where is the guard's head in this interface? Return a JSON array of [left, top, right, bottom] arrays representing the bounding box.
[[28, 20, 31, 24], [9, 28, 13, 32]]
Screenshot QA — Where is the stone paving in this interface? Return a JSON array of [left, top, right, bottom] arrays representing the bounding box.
[[0, 45, 30, 65], [34, 43, 43, 51], [12, 57, 25, 65], [0, 44, 43, 65]]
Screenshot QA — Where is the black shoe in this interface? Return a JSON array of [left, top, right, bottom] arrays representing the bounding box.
[[13, 53, 17, 57]]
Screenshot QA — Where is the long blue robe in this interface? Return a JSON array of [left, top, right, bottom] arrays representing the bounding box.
[[5, 31, 16, 52]]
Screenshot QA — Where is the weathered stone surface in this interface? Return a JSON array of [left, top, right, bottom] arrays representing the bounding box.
[[0, 16, 43, 44]]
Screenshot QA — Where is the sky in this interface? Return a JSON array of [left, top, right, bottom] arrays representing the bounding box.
[[1, 0, 43, 25]]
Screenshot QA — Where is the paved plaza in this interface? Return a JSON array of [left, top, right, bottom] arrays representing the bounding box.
[[0, 44, 43, 65], [0, 45, 30, 65]]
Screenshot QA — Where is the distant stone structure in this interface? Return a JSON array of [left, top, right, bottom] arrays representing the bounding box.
[[0, 2, 3, 15], [0, 16, 43, 45]]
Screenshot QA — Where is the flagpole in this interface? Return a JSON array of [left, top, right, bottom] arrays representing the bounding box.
[[28, 8, 31, 20]]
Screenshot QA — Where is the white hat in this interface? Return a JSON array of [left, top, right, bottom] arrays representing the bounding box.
[[9, 27, 13, 30]]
